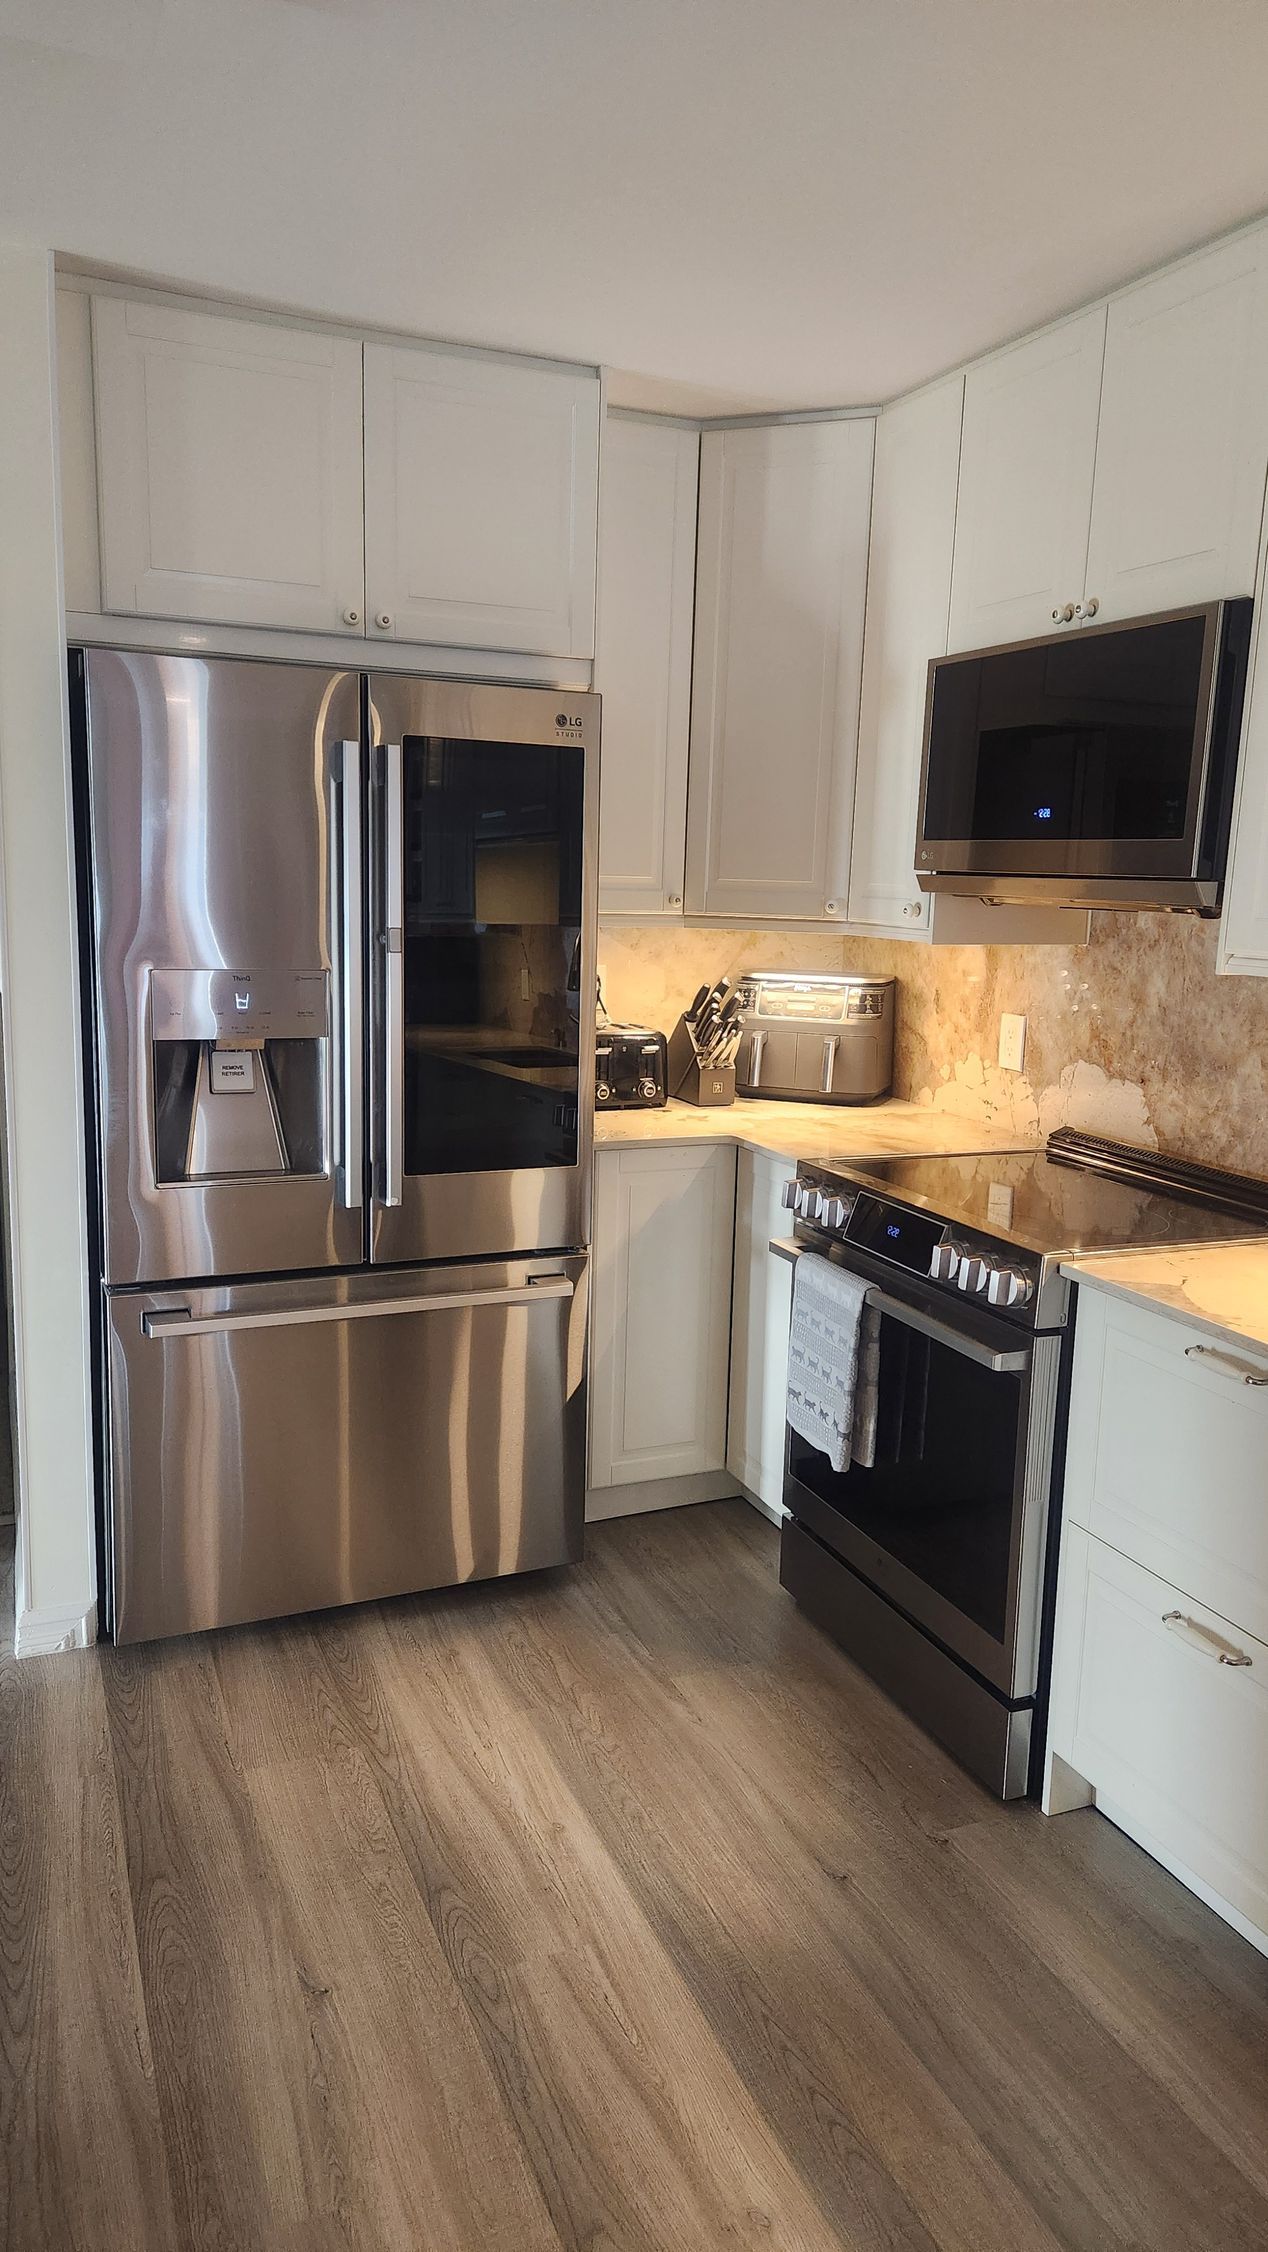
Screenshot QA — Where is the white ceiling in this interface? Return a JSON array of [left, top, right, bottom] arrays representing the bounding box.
[[3, 0, 1268, 412]]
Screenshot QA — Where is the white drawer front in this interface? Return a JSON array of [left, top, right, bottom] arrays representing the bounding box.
[[1065, 1290, 1268, 1646], [1054, 1528, 1268, 1939]]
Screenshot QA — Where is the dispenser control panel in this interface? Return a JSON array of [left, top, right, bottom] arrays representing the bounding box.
[[150, 968, 329, 1044]]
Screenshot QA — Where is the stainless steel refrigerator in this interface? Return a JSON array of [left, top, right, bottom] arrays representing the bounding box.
[[75, 650, 598, 1642]]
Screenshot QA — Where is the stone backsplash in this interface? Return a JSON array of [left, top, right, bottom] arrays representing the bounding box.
[[597, 914, 1268, 1176]]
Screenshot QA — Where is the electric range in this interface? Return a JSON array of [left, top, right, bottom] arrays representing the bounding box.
[[775, 1129, 1268, 1799]]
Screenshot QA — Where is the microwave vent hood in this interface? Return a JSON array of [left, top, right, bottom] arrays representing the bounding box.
[[914, 600, 1253, 914]]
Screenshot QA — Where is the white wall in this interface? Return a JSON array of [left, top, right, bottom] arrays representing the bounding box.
[[0, 244, 96, 1653]]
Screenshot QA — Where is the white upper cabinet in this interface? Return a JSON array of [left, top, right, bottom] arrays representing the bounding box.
[[848, 376, 964, 935], [92, 296, 366, 634], [948, 307, 1106, 653], [686, 418, 874, 921], [1085, 230, 1268, 622], [595, 417, 698, 915], [362, 341, 599, 658]]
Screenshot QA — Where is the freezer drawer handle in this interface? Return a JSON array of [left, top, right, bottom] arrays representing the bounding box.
[[142, 1275, 574, 1339], [768, 1238, 1028, 1373]]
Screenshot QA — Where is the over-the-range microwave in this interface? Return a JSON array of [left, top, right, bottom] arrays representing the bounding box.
[[914, 599, 1253, 913]]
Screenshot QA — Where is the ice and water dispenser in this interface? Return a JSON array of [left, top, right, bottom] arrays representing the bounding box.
[[150, 967, 329, 1183]]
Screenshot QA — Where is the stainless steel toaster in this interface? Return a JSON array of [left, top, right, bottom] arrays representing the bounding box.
[[734, 972, 895, 1103]]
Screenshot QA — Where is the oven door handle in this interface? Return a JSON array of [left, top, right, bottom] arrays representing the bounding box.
[[769, 1238, 1029, 1374]]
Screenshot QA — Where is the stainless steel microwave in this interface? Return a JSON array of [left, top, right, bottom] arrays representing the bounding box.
[[914, 600, 1253, 913]]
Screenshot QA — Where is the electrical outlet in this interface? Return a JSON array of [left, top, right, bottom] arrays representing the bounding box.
[[998, 1013, 1026, 1074]]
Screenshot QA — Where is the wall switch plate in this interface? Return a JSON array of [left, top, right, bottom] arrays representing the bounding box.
[[998, 1013, 1026, 1073]]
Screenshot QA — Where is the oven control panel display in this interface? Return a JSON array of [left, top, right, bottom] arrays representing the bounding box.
[[846, 1193, 942, 1274]]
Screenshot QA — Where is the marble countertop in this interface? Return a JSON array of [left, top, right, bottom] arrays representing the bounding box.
[[1062, 1242, 1268, 1359], [594, 1094, 1031, 1167]]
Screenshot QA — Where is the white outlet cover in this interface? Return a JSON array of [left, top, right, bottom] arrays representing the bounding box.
[[998, 1013, 1027, 1073]]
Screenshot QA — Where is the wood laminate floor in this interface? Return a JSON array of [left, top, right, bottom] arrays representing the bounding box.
[[3, 1499, 1268, 2251]]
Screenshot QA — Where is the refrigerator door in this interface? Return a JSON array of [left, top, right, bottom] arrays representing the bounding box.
[[367, 676, 598, 1264], [79, 649, 365, 1285], [105, 1253, 588, 1641]]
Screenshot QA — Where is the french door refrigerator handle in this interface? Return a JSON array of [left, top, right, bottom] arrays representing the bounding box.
[[381, 738, 405, 1207], [335, 739, 364, 1209], [143, 1273, 575, 1339]]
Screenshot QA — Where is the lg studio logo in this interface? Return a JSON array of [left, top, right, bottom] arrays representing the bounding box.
[[555, 711, 583, 735]]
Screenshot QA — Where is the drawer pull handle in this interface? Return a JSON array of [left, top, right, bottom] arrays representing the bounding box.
[[1183, 1343, 1268, 1387], [1162, 1610, 1253, 1667]]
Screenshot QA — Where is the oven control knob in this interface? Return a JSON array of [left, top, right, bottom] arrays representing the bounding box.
[[957, 1254, 990, 1294], [820, 1194, 849, 1230], [929, 1241, 961, 1282], [987, 1265, 1034, 1308], [794, 1184, 819, 1219], [780, 1179, 799, 1210]]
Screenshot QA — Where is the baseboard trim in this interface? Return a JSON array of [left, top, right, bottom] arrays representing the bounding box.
[[585, 1471, 739, 1522], [730, 1470, 787, 1528], [15, 1599, 98, 1657]]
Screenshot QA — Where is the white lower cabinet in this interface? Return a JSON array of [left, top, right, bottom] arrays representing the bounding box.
[[1049, 1285, 1268, 1951], [726, 1147, 793, 1516], [1051, 1527, 1268, 1945], [587, 1144, 738, 1502]]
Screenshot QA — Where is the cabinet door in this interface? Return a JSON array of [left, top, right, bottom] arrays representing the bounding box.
[[848, 376, 964, 934], [685, 419, 874, 921], [726, 1147, 793, 1514], [595, 418, 698, 914], [92, 295, 365, 633], [363, 342, 599, 657], [1049, 1526, 1268, 1944], [948, 307, 1105, 653], [1085, 229, 1268, 623], [588, 1145, 736, 1487]]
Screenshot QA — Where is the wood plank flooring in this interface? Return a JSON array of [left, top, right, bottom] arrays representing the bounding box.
[[3, 1499, 1268, 2251]]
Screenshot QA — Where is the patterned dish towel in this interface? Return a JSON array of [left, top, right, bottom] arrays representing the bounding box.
[[787, 1251, 879, 1474]]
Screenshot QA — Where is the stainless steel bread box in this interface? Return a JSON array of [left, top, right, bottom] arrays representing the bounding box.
[[735, 973, 894, 1103]]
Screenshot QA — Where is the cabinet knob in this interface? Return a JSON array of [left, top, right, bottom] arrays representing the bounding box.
[[1051, 603, 1076, 624], [903, 901, 923, 920], [374, 611, 394, 632], [666, 894, 683, 907], [825, 899, 839, 914], [1074, 596, 1100, 620], [341, 606, 362, 627]]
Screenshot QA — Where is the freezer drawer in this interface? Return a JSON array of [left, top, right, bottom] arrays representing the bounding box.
[[105, 1255, 587, 1642]]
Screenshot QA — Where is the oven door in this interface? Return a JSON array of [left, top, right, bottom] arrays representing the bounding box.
[[776, 1243, 1062, 1699]]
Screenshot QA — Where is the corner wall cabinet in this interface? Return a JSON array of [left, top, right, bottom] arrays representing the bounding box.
[[685, 418, 874, 922], [1048, 1285, 1268, 1952], [75, 289, 601, 656], [595, 416, 699, 914]]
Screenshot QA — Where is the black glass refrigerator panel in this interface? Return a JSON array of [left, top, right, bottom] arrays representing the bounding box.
[[402, 736, 584, 1177]]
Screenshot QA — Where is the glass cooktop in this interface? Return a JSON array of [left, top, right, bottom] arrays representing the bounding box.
[[830, 1145, 1268, 1260]]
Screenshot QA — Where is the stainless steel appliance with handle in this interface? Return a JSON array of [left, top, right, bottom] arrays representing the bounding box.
[[75, 647, 599, 1642], [772, 1134, 1268, 1798], [735, 973, 894, 1103]]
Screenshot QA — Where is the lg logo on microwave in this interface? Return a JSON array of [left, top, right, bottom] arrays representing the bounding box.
[[555, 712, 583, 735]]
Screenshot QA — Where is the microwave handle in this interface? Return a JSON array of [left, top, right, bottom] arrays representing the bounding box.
[[768, 1239, 1028, 1375]]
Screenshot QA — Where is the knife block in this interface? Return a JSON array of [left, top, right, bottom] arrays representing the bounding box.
[[666, 1015, 736, 1107]]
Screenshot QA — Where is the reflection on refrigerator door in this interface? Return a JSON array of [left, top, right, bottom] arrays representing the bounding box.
[[106, 1257, 588, 1643]]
